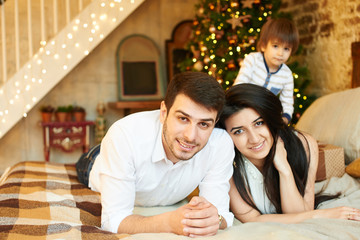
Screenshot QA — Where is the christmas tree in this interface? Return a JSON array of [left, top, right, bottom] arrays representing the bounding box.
[[179, 0, 316, 125]]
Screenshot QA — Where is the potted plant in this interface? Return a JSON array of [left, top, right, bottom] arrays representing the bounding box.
[[40, 105, 54, 122], [72, 106, 86, 122], [55, 105, 71, 122]]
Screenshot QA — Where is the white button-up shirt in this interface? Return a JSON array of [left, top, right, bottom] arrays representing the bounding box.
[[89, 110, 235, 233]]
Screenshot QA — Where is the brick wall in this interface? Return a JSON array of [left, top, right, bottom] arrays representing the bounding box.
[[281, 0, 360, 95]]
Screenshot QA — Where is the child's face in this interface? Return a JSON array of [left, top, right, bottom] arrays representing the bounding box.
[[261, 40, 292, 72]]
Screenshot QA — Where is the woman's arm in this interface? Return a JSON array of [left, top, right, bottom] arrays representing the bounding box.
[[230, 177, 360, 223], [273, 133, 318, 213]]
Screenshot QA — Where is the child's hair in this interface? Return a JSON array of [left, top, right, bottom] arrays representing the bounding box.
[[257, 18, 299, 55]]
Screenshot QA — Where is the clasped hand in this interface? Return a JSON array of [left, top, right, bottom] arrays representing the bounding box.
[[171, 196, 220, 237]]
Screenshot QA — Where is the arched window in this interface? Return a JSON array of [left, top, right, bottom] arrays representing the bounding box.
[[116, 34, 166, 101]]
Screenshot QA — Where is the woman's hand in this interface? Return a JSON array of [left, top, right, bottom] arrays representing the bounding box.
[[314, 207, 360, 221], [273, 137, 291, 175]]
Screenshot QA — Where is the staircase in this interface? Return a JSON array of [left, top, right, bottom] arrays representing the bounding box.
[[0, 0, 145, 139]]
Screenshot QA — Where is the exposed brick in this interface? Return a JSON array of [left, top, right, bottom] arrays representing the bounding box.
[[303, 3, 319, 12], [296, 15, 314, 26], [293, 0, 307, 5], [300, 36, 314, 45], [320, 23, 334, 33], [322, 0, 328, 8], [319, 13, 331, 21], [309, 25, 318, 34], [344, 16, 360, 25], [319, 22, 333, 37]]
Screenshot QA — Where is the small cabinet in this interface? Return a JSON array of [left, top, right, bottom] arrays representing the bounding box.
[[41, 121, 94, 161]]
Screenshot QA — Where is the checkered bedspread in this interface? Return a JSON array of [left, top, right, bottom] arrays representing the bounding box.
[[0, 161, 129, 239]]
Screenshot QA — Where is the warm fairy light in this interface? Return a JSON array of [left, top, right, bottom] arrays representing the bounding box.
[[0, 0, 143, 137]]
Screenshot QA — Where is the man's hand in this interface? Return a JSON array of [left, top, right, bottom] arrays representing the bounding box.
[[181, 196, 220, 237]]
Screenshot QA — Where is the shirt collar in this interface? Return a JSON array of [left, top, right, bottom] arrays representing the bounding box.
[[262, 52, 283, 74]]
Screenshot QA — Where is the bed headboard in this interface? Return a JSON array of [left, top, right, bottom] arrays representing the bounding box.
[[352, 42, 360, 88]]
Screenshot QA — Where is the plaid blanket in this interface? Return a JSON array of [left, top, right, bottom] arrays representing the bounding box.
[[0, 161, 129, 240]]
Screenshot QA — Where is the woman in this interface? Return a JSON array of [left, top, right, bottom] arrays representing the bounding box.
[[218, 83, 360, 223]]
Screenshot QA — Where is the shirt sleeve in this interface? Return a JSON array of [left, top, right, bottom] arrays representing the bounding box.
[[198, 130, 235, 227], [96, 124, 136, 233], [233, 53, 255, 85], [279, 71, 294, 120]]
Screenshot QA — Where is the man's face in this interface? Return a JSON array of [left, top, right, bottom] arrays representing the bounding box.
[[160, 94, 218, 164]]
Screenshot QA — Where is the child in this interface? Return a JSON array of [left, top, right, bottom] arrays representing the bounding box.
[[234, 18, 299, 124]]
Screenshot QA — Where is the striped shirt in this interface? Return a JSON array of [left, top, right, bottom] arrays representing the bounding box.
[[234, 52, 294, 121]]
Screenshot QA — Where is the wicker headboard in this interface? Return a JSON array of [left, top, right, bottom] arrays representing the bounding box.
[[352, 42, 360, 88]]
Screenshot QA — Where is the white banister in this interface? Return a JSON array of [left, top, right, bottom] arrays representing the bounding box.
[[79, 0, 83, 11], [0, 0, 146, 138], [40, 0, 45, 46], [1, 5, 6, 84], [14, 0, 20, 71], [53, 0, 58, 34], [27, 0, 33, 58], [66, 0, 70, 24]]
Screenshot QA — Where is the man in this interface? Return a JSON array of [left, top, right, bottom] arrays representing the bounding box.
[[76, 72, 235, 237]]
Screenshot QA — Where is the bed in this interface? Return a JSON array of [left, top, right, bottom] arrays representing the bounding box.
[[1, 87, 360, 240]]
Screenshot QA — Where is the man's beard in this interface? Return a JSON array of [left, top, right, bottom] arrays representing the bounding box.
[[162, 120, 197, 162]]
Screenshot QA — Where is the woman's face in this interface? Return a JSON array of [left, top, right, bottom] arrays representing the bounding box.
[[225, 108, 274, 166]]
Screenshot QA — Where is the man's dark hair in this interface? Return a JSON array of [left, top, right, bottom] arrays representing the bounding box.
[[164, 72, 225, 120]]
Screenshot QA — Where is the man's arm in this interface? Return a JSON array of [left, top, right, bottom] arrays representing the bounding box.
[[117, 205, 191, 235]]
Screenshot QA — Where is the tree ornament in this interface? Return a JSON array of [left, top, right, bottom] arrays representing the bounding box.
[[209, 24, 216, 33], [241, 0, 255, 8], [226, 14, 252, 29], [230, 0, 239, 8], [194, 61, 204, 71]]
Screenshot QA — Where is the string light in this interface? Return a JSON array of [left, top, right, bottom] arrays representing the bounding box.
[[0, 0, 143, 137]]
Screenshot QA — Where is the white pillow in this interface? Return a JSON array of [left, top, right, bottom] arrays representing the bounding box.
[[296, 87, 360, 164]]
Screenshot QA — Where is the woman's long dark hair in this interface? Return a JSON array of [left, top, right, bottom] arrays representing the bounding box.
[[218, 84, 310, 213]]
